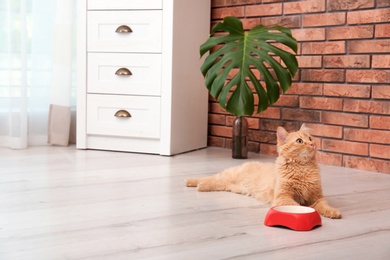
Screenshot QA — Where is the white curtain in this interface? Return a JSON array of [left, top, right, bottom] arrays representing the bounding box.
[[0, 0, 76, 149]]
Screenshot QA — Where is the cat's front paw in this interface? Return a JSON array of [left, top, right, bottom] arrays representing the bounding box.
[[198, 181, 217, 191], [185, 178, 198, 187], [197, 181, 211, 192], [321, 207, 342, 219]]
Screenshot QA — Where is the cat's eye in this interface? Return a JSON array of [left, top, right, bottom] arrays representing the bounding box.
[[296, 138, 303, 144]]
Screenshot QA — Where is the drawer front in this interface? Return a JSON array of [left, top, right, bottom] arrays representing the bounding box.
[[87, 53, 162, 96], [87, 95, 161, 139], [87, 11, 162, 53], [88, 0, 162, 10]]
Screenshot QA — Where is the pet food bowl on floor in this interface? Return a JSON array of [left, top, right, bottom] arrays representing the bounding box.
[[264, 205, 322, 231]]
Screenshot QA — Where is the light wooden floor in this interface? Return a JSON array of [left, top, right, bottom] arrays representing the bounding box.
[[1, 146, 389, 259]]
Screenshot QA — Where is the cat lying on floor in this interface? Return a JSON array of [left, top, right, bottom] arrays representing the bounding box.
[[185, 124, 341, 219]]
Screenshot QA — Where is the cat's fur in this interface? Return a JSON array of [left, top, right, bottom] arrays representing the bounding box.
[[185, 124, 341, 219]]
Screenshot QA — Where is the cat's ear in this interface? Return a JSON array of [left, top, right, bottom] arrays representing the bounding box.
[[277, 126, 288, 144], [300, 123, 312, 134]]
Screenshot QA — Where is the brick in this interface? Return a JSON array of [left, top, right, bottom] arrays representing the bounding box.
[[301, 69, 345, 82], [210, 44, 223, 54], [260, 143, 278, 156], [305, 123, 343, 138], [259, 119, 300, 132], [323, 55, 370, 68], [229, 68, 241, 79], [262, 0, 286, 3], [322, 139, 368, 156], [372, 55, 390, 68], [248, 141, 260, 153], [344, 128, 390, 144], [346, 70, 390, 84], [314, 137, 321, 150], [296, 56, 322, 68], [372, 86, 390, 99], [326, 26, 373, 40], [210, 102, 229, 114], [292, 28, 325, 42], [242, 18, 261, 30], [292, 70, 301, 81], [302, 12, 346, 27], [249, 130, 276, 143], [261, 15, 301, 28], [246, 3, 282, 17], [347, 9, 390, 24], [284, 0, 326, 14], [343, 156, 390, 174], [211, 0, 225, 7], [249, 82, 264, 97], [323, 84, 371, 98], [344, 99, 390, 115], [282, 108, 321, 122], [370, 144, 390, 160], [248, 117, 260, 129], [322, 111, 368, 127], [328, 0, 374, 11], [316, 151, 343, 167], [300, 96, 343, 111], [348, 40, 390, 54], [375, 24, 390, 38], [271, 42, 301, 55], [286, 83, 323, 95], [272, 95, 299, 107], [225, 138, 233, 149], [370, 116, 390, 130], [225, 0, 261, 6], [208, 136, 226, 148], [378, 0, 390, 7], [302, 41, 346, 55], [208, 114, 226, 125], [260, 56, 281, 69], [209, 125, 232, 138], [254, 66, 300, 83], [211, 6, 245, 19], [255, 107, 281, 119]]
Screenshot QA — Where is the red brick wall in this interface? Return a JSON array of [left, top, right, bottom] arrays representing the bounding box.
[[208, 0, 390, 173]]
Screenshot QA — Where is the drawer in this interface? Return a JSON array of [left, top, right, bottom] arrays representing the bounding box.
[[88, 0, 162, 10], [87, 11, 162, 53], [87, 94, 161, 139], [87, 53, 162, 96]]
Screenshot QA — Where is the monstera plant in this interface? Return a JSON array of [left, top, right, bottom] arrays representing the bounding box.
[[200, 16, 298, 158]]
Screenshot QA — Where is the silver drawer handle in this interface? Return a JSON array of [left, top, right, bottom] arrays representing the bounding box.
[[115, 68, 132, 76], [115, 25, 133, 33], [114, 110, 131, 118]]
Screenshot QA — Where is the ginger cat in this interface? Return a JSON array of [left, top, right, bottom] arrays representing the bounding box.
[[186, 124, 342, 219]]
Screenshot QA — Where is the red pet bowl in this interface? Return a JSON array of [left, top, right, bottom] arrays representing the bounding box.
[[264, 205, 322, 231]]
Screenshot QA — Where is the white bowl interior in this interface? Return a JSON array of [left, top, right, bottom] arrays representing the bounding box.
[[273, 205, 315, 214]]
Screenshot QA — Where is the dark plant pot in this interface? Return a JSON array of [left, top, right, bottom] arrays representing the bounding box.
[[232, 116, 248, 159]]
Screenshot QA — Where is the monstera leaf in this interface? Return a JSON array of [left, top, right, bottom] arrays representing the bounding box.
[[200, 16, 298, 116]]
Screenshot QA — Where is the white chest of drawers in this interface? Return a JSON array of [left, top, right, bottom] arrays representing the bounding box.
[[77, 0, 210, 155]]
